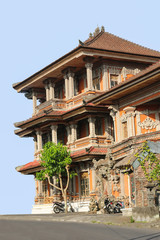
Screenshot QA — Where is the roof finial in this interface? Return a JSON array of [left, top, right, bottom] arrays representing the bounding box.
[[94, 26, 100, 37], [89, 26, 105, 38], [101, 26, 105, 32]]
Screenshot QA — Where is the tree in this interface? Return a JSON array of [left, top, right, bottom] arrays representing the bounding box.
[[36, 142, 73, 213], [135, 141, 160, 186]]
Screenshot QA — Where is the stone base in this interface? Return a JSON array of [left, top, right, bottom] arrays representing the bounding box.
[[121, 208, 132, 216], [32, 204, 53, 214], [132, 207, 160, 222], [32, 201, 90, 214]]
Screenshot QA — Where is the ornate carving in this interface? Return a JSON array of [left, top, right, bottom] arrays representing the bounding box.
[[138, 116, 159, 130]]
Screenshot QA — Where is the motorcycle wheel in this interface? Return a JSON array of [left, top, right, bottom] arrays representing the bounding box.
[[107, 206, 113, 214], [53, 206, 60, 214], [71, 208, 74, 212]]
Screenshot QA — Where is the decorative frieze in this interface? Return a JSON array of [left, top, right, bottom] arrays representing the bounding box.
[[138, 116, 159, 130]]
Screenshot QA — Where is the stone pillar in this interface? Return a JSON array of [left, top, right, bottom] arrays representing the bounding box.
[[32, 91, 37, 115], [108, 105, 117, 142], [35, 179, 38, 198], [102, 65, 109, 91], [124, 107, 136, 137], [135, 111, 141, 135], [76, 168, 81, 197], [45, 83, 50, 101], [33, 136, 38, 155], [88, 117, 96, 138], [38, 180, 43, 196], [64, 74, 69, 99], [85, 63, 93, 91], [73, 175, 76, 196], [51, 125, 58, 144], [91, 168, 96, 193], [70, 123, 77, 143], [36, 131, 42, 151], [49, 81, 55, 100], [66, 125, 71, 144], [68, 72, 75, 98]]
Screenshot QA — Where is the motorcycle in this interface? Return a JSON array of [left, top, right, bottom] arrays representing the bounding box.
[[53, 201, 74, 214], [114, 201, 123, 213], [104, 198, 114, 214], [104, 198, 123, 214]]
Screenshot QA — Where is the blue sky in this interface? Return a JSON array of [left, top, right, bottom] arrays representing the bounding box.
[[0, 0, 160, 214]]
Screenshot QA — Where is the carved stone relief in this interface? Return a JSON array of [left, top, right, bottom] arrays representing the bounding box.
[[138, 116, 159, 130]]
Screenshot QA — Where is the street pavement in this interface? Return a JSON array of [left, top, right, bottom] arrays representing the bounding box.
[[0, 212, 160, 229], [0, 218, 160, 240]]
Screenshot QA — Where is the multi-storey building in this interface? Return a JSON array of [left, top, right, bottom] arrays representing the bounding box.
[[13, 27, 160, 213]]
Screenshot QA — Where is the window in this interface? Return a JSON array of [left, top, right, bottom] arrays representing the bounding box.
[[110, 74, 119, 88], [80, 172, 89, 196], [42, 133, 49, 147], [93, 68, 101, 90], [77, 119, 89, 139], [57, 125, 67, 145], [42, 179, 49, 197], [95, 117, 103, 135], [93, 77, 100, 90], [55, 82, 64, 99]]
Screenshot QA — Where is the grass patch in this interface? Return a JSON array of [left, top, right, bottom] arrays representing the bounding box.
[[130, 216, 135, 223]]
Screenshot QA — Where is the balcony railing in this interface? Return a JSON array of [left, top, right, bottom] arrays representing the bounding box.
[[74, 135, 111, 149], [35, 98, 66, 113]]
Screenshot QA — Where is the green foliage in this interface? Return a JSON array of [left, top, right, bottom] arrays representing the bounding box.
[[130, 216, 135, 223], [36, 142, 72, 180], [135, 141, 160, 186]]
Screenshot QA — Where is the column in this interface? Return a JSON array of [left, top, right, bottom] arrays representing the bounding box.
[[64, 74, 69, 99], [49, 80, 55, 100], [38, 180, 43, 196], [102, 65, 109, 91], [35, 178, 38, 198], [73, 175, 76, 196], [68, 72, 75, 98], [124, 107, 136, 137], [45, 83, 50, 101], [109, 107, 117, 142], [70, 123, 77, 143], [88, 117, 96, 138], [136, 111, 141, 135], [36, 130, 42, 151], [66, 125, 71, 144], [85, 63, 93, 91], [51, 125, 58, 144], [33, 136, 38, 155], [32, 91, 37, 115], [91, 168, 96, 193]]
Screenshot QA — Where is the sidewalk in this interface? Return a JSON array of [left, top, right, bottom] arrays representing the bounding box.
[[0, 213, 159, 229], [0, 213, 160, 228]]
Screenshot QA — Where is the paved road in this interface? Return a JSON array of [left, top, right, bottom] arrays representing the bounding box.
[[0, 220, 160, 240]]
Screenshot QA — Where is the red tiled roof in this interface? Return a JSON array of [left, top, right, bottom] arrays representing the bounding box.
[[84, 31, 160, 57], [18, 147, 108, 172], [71, 147, 108, 158], [18, 160, 41, 172]]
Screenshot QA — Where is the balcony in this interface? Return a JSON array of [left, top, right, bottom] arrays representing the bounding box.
[[35, 98, 66, 114], [74, 135, 111, 149]]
